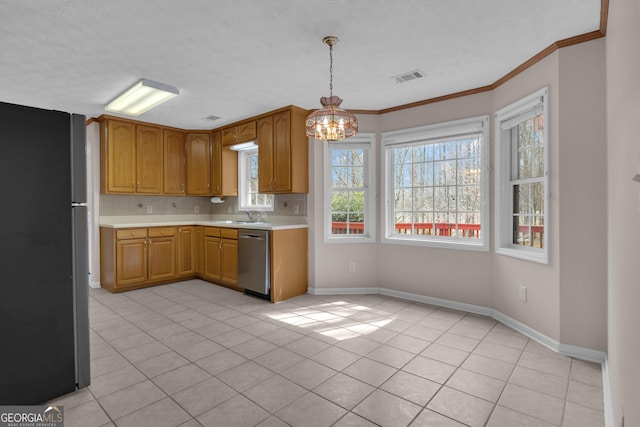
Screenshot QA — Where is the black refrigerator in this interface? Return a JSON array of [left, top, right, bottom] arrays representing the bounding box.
[[0, 101, 90, 404]]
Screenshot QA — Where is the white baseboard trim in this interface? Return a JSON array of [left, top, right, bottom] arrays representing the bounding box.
[[307, 286, 606, 364], [89, 280, 101, 289], [309, 286, 381, 296]]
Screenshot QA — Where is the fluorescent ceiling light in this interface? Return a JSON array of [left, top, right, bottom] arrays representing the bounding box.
[[229, 141, 257, 151], [105, 79, 179, 116]]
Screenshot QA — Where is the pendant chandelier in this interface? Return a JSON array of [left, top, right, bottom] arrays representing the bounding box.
[[306, 36, 358, 142]]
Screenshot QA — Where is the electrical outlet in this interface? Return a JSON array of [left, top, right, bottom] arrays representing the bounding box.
[[146, 205, 153, 214], [519, 285, 527, 302], [194, 205, 200, 214], [348, 261, 356, 272], [293, 204, 299, 215]]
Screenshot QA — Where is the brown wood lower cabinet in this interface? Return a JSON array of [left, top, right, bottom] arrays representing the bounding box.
[[204, 227, 238, 287], [100, 225, 307, 301], [102, 226, 176, 292]]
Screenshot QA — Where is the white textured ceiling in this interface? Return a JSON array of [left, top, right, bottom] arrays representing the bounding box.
[[1, 0, 601, 129]]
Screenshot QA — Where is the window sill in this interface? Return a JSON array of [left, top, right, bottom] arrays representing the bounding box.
[[325, 235, 376, 244], [382, 235, 489, 252], [496, 246, 548, 264]]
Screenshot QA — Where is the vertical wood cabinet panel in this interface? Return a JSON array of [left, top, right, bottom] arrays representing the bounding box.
[[220, 238, 238, 285], [177, 226, 195, 277], [194, 226, 204, 276], [116, 238, 147, 286], [163, 130, 186, 194], [185, 132, 211, 195], [210, 131, 223, 196], [272, 110, 292, 192], [204, 236, 222, 280], [101, 119, 136, 193], [136, 125, 163, 193], [257, 116, 274, 193], [148, 236, 176, 281]]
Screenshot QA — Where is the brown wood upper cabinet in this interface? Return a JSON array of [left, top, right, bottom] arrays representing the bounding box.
[[100, 118, 163, 194], [211, 131, 238, 196], [100, 119, 136, 193], [221, 120, 257, 147], [257, 106, 309, 193], [163, 129, 186, 195], [185, 132, 211, 195]]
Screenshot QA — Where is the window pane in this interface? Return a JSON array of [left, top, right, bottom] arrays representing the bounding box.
[[412, 187, 433, 211], [433, 141, 456, 160], [434, 186, 454, 211], [513, 184, 531, 215], [532, 181, 544, 214], [457, 157, 480, 184], [394, 164, 412, 188], [394, 188, 413, 211], [332, 166, 348, 188], [413, 162, 433, 187], [350, 166, 364, 187], [331, 191, 348, 221], [458, 185, 480, 212], [434, 160, 456, 186]]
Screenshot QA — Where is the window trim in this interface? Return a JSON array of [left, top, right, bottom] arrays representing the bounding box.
[[495, 87, 549, 264], [381, 116, 490, 251], [237, 147, 274, 212], [323, 133, 376, 243]]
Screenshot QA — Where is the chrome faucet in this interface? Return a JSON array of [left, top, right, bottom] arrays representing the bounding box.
[[244, 211, 267, 223]]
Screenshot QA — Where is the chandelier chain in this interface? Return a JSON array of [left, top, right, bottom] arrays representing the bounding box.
[[329, 43, 333, 99]]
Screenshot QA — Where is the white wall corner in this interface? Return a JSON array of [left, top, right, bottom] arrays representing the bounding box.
[[601, 357, 615, 427]]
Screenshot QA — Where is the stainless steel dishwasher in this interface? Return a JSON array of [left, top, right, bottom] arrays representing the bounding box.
[[237, 229, 270, 298]]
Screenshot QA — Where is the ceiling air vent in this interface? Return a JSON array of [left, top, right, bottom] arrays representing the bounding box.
[[392, 69, 425, 84]]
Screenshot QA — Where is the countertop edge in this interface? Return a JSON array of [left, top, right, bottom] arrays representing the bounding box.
[[99, 220, 309, 231]]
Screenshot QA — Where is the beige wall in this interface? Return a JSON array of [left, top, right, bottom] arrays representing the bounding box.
[[310, 39, 608, 352], [491, 51, 562, 341], [557, 39, 608, 351], [606, 0, 640, 425]]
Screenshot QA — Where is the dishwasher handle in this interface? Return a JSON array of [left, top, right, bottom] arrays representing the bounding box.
[[239, 233, 267, 240]]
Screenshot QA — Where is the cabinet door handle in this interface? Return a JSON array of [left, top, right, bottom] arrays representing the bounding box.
[[181, 183, 185, 193]]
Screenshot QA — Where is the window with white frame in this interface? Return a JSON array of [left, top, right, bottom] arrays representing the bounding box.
[[381, 116, 489, 251], [238, 147, 274, 211], [324, 133, 375, 242], [495, 87, 549, 263]]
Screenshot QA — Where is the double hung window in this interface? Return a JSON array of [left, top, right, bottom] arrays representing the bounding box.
[[381, 116, 489, 251], [495, 87, 549, 263], [238, 147, 274, 211], [324, 134, 375, 242]]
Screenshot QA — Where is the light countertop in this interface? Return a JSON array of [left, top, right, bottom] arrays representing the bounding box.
[[99, 214, 308, 231]]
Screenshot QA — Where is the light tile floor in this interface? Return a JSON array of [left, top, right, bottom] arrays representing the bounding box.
[[49, 280, 605, 427]]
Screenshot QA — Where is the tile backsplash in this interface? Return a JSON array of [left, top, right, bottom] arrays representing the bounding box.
[[100, 194, 308, 217]]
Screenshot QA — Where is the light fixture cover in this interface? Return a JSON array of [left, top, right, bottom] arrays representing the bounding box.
[[306, 96, 358, 141], [105, 79, 179, 116]]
